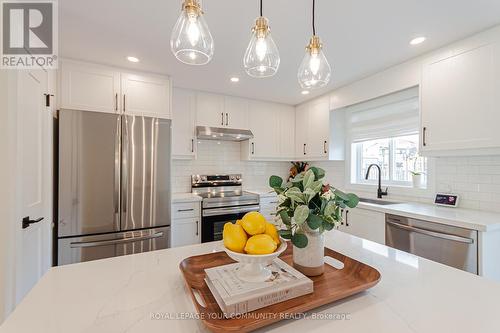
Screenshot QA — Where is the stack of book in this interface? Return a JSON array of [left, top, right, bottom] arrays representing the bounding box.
[[204, 259, 313, 318]]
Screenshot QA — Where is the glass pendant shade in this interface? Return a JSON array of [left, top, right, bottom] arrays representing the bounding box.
[[170, 0, 214, 65], [243, 17, 280, 78], [298, 36, 331, 89]]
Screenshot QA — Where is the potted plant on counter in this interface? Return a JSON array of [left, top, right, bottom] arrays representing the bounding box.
[[269, 167, 359, 276]]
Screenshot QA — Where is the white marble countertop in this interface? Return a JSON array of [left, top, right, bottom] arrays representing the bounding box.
[[245, 189, 278, 198], [172, 193, 202, 203], [357, 201, 500, 232], [3, 231, 500, 333]]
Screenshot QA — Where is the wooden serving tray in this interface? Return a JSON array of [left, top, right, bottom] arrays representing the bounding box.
[[179, 243, 381, 333]]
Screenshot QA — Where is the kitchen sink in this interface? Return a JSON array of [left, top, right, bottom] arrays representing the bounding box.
[[359, 198, 399, 205]]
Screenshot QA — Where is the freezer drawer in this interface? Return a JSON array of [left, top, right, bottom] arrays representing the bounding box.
[[58, 226, 170, 265], [385, 215, 478, 274]]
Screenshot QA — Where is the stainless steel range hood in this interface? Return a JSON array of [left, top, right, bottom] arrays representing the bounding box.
[[196, 126, 254, 141]]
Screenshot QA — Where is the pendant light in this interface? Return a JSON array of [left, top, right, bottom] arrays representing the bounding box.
[[170, 0, 214, 65], [298, 0, 331, 89], [243, 0, 280, 78]]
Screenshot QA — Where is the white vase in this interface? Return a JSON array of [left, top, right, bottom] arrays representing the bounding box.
[[292, 226, 325, 276], [412, 174, 423, 188]]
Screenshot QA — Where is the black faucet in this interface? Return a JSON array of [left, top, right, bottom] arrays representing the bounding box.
[[365, 164, 388, 199]]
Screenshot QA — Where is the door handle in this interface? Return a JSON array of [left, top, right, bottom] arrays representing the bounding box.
[[303, 143, 306, 155], [191, 138, 194, 153], [221, 112, 224, 126], [196, 220, 199, 236], [386, 221, 474, 244], [225, 113, 228, 126], [345, 210, 349, 227], [123, 94, 126, 112], [324, 140, 327, 154], [115, 93, 118, 111], [177, 208, 195, 212], [251, 142, 255, 154], [22, 216, 44, 229], [44, 93, 54, 107], [423, 127, 427, 147]]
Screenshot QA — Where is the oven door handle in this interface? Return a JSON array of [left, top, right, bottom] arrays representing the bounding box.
[[386, 221, 474, 244], [203, 205, 261, 217]]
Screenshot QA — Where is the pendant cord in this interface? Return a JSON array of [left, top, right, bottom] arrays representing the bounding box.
[[312, 0, 316, 36], [260, 0, 263, 16]]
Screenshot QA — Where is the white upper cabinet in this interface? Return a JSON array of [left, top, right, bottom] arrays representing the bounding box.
[[224, 96, 248, 129], [60, 60, 120, 113], [277, 104, 296, 160], [421, 40, 500, 155], [172, 88, 196, 159], [121, 73, 170, 118], [295, 97, 330, 160], [244, 100, 280, 159], [59, 60, 171, 118], [196, 92, 225, 127], [196, 93, 249, 129]]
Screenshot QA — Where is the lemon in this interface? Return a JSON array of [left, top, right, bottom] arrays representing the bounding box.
[[241, 211, 267, 235], [223, 222, 247, 253], [265, 222, 280, 246], [235, 219, 243, 226], [244, 234, 278, 255]]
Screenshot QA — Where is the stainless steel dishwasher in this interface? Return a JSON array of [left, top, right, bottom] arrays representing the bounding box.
[[385, 214, 478, 274]]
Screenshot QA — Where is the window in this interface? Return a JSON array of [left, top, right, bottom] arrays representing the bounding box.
[[354, 134, 427, 186], [345, 87, 427, 188]]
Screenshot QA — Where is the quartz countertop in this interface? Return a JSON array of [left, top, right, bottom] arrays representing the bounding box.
[[357, 201, 500, 232], [172, 193, 202, 203], [2, 232, 500, 333], [245, 189, 278, 198]]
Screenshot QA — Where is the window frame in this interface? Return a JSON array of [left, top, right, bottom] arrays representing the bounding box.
[[353, 133, 426, 188]]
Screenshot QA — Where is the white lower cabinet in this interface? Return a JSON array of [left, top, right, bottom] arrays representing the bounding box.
[[259, 195, 279, 223], [171, 201, 201, 247], [338, 208, 385, 245]]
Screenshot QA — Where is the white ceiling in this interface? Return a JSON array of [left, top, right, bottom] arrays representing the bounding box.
[[60, 0, 500, 105]]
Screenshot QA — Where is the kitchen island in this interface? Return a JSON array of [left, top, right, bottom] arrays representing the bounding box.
[[2, 231, 500, 333]]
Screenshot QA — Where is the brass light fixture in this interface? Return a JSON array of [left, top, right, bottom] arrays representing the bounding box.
[[243, 0, 280, 78], [170, 0, 214, 65], [297, 0, 331, 89]]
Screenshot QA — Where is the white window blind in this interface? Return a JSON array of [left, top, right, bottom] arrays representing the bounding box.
[[345, 87, 419, 142]]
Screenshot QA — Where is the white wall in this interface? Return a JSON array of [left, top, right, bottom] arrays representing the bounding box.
[[172, 140, 290, 193]]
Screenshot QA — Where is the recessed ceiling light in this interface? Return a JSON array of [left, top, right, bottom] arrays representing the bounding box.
[[127, 56, 140, 63], [301, 90, 310, 95], [409, 37, 426, 46], [230, 77, 240, 83]]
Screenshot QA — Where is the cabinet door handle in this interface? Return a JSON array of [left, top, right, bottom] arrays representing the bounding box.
[[251, 142, 255, 154], [177, 208, 194, 212], [221, 112, 224, 126], [323, 140, 327, 154], [225, 113, 228, 126], [123, 94, 126, 112], [303, 143, 306, 155], [115, 93, 118, 111], [196, 220, 199, 236], [423, 127, 427, 147], [345, 210, 349, 227], [191, 139, 194, 153]]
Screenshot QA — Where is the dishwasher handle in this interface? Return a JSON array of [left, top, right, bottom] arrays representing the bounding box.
[[386, 220, 474, 244]]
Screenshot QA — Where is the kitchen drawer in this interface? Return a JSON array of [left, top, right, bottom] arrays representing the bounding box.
[[172, 202, 200, 219]]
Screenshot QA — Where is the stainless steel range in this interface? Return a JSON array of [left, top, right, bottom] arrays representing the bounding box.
[[191, 174, 260, 243]]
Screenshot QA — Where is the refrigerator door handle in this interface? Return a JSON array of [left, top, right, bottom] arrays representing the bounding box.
[[69, 232, 164, 248], [121, 116, 128, 219], [114, 116, 121, 229]]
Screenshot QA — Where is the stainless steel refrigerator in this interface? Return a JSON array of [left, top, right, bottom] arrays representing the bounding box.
[[57, 109, 171, 265]]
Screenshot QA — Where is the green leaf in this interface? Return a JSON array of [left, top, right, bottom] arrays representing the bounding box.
[[291, 174, 304, 183], [345, 193, 360, 208], [279, 229, 292, 239], [302, 169, 315, 189], [324, 201, 336, 216], [307, 214, 323, 230], [333, 189, 349, 201], [285, 187, 305, 204], [310, 167, 325, 180], [310, 180, 323, 193], [303, 188, 316, 203], [269, 175, 283, 188], [292, 233, 308, 248], [322, 220, 334, 231], [294, 205, 309, 225], [279, 210, 291, 225]]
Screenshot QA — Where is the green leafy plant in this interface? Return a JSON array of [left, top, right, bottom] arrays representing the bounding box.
[[269, 167, 359, 249]]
